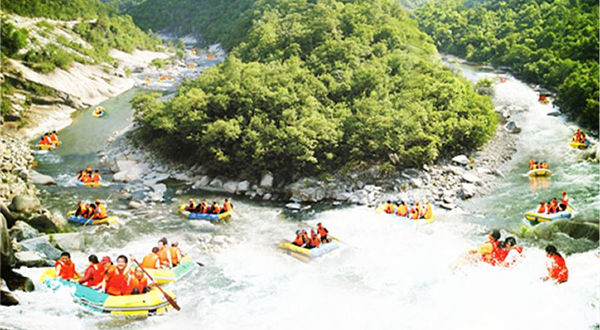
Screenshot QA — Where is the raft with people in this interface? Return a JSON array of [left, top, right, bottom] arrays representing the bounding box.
[[75, 168, 102, 187], [525, 205, 573, 225], [93, 107, 105, 117], [178, 199, 232, 221], [527, 159, 551, 177], [569, 128, 589, 149], [35, 131, 61, 150], [377, 200, 434, 223], [40, 268, 175, 316], [67, 211, 118, 226], [144, 256, 197, 285], [278, 237, 340, 263]]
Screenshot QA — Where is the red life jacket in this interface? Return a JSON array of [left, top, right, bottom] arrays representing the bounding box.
[[482, 240, 499, 264], [547, 254, 568, 283], [490, 247, 509, 266], [55, 260, 76, 280], [384, 204, 395, 214], [83, 263, 106, 287], [105, 266, 128, 296]]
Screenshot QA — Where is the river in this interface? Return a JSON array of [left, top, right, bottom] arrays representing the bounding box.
[[1, 56, 598, 330]]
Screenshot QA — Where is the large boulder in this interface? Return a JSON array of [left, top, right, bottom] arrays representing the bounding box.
[[1, 290, 19, 306], [452, 155, 469, 166], [2, 269, 34, 292], [29, 170, 56, 186], [260, 171, 274, 188], [462, 173, 480, 184], [223, 181, 238, 194], [146, 183, 167, 202], [0, 202, 17, 227], [9, 195, 41, 213], [50, 232, 86, 252], [15, 251, 49, 267], [0, 214, 16, 269], [112, 163, 148, 183], [9, 221, 39, 241], [19, 236, 62, 260], [28, 211, 65, 231], [116, 160, 137, 172], [209, 178, 223, 188], [236, 180, 250, 194]]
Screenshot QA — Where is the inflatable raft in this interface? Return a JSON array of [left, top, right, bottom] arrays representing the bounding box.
[[35, 144, 56, 151], [75, 180, 102, 187], [278, 237, 340, 262], [178, 204, 231, 221], [93, 107, 105, 117], [569, 141, 589, 150], [40, 269, 174, 316], [525, 205, 573, 225], [145, 256, 197, 285], [67, 211, 117, 226], [527, 169, 552, 177]]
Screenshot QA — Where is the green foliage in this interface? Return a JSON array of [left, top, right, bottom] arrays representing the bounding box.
[[128, 0, 255, 50], [23, 44, 74, 73], [474, 78, 494, 96], [150, 58, 164, 68], [1, 22, 29, 57], [416, 0, 600, 130], [3, 0, 114, 20], [133, 0, 497, 181]]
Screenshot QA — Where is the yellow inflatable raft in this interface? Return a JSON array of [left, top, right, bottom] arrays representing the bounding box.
[[40, 269, 175, 316], [35, 144, 56, 151], [527, 169, 552, 177], [278, 237, 340, 262], [66, 211, 118, 226], [569, 141, 589, 150], [144, 256, 197, 284]]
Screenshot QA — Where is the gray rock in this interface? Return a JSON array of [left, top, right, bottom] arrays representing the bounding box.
[[236, 180, 250, 194], [196, 175, 211, 187], [224, 181, 238, 194], [29, 170, 56, 186], [285, 202, 302, 210], [460, 183, 477, 199], [1, 290, 19, 306], [15, 251, 49, 267], [440, 203, 456, 210], [128, 200, 144, 209], [113, 163, 148, 183], [19, 236, 62, 260], [462, 173, 480, 184], [9, 195, 41, 213], [28, 211, 66, 231], [256, 188, 265, 197], [116, 160, 137, 172], [262, 193, 272, 201], [356, 181, 365, 189], [9, 221, 38, 241], [547, 111, 561, 117], [452, 155, 469, 166], [401, 169, 420, 179], [334, 191, 351, 201], [491, 169, 504, 178], [1, 214, 15, 268], [209, 178, 223, 188], [260, 171, 274, 188], [146, 183, 167, 202], [410, 178, 423, 188], [504, 121, 522, 134], [51, 233, 85, 252], [143, 173, 170, 186]]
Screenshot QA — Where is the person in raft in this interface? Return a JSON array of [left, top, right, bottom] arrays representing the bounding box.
[[78, 254, 106, 288], [126, 263, 151, 295], [187, 199, 231, 214], [502, 237, 524, 267], [383, 201, 395, 214], [103, 255, 131, 296], [317, 222, 330, 243], [38, 133, 53, 146], [157, 237, 182, 268], [55, 252, 81, 280], [572, 129, 586, 143], [468, 229, 501, 264], [542, 245, 568, 284]]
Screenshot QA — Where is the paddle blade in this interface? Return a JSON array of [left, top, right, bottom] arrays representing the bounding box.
[[164, 293, 181, 311], [196, 262, 204, 267]]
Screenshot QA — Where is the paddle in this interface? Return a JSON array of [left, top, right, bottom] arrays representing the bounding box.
[[129, 255, 181, 311]]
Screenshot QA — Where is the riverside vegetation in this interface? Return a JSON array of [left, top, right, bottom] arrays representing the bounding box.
[[415, 0, 600, 130], [131, 0, 498, 182]]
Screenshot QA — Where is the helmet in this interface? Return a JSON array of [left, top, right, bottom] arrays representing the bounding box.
[[562, 191, 566, 194], [540, 201, 545, 204], [415, 201, 420, 205], [189, 199, 194, 202], [295, 230, 301, 235], [101, 256, 111, 264], [301, 229, 306, 233], [95, 199, 100, 204]]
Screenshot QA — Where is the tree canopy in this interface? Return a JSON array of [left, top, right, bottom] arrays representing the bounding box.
[[416, 0, 599, 130], [133, 0, 497, 181]]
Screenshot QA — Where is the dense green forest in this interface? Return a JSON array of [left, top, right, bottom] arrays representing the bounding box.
[[128, 0, 254, 49], [133, 0, 497, 181], [416, 0, 599, 130]]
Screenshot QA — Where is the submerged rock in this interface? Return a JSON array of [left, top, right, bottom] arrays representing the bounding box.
[[504, 121, 522, 134], [19, 236, 62, 260]]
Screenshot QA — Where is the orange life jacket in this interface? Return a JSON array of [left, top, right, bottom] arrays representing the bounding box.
[[44, 136, 52, 145], [384, 203, 395, 214], [91, 173, 101, 182], [55, 260, 76, 280], [317, 226, 328, 238], [50, 133, 59, 142], [185, 201, 196, 211], [94, 204, 107, 219], [76, 204, 87, 216], [396, 204, 408, 217], [547, 254, 568, 283], [309, 235, 321, 248], [409, 208, 419, 219], [159, 247, 172, 267], [83, 263, 105, 287], [82, 174, 92, 183], [141, 253, 160, 269], [538, 205, 546, 213], [105, 266, 128, 296], [292, 235, 306, 246], [560, 195, 569, 207], [127, 274, 148, 295], [529, 159, 534, 169], [212, 204, 221, 214], [169, 246, 180, 266], [223, 201, 232, 212]]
